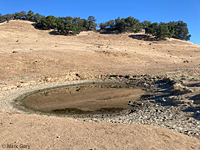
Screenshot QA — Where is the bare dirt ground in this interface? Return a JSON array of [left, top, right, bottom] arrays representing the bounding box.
[[0, 20, 200, 149]]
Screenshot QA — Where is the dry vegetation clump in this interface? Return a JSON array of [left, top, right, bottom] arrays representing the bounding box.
[[171, 83, 193, 95]]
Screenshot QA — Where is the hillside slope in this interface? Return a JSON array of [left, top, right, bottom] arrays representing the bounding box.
[[0, 20, 200, 149], [0, 20, 200, 81]]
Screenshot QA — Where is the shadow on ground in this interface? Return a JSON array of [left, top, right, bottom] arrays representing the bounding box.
[[186, 83, 200, 87], [147, 80, 200, 120], [31, 23, 44, 30], [49, 31, 60, 35], [182, 106, 200, 121], [31, 24, 60, 36], [98, 30, 122, 34], [128, 35, 160, 41], [149, 80, 172, 106]]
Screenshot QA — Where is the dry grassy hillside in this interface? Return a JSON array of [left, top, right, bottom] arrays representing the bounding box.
[[0, 20, 200, 150], [0, 20, 200, 82]]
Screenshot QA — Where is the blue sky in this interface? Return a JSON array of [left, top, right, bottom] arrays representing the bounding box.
[[1, 0, 200, 45]]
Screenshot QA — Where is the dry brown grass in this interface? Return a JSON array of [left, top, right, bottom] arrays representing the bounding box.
[[0, 20, 200, 149]]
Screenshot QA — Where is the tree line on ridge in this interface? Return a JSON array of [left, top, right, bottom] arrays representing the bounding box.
[[0, 10, 191, 40]]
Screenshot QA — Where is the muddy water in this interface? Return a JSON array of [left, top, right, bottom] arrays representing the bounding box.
[[22, 84, 144, 115]]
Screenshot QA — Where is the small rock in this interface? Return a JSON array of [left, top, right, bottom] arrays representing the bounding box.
[[170, 100, 185, 105], [159, 97, 166, 102], [17, 85, 23, 88], [30, 49, 33, 50], [12, 51, 18, 53], [143, 83, 149, 87], [110, 77, 116, 80], [128, 76, 134, 80]]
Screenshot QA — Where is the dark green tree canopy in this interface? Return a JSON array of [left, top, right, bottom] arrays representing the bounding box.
[[0, 10, 192, 40], [26, 10, 34, 21], [174, 21, 191, 40], [87, 16, 97, 30], [99, 16, 142, 33], [141, 20, 151, 29], [145, 21, 191, 41], [99, 22, 107, 29], [14, 11, 26, 19], [5, 14, 14, 22]]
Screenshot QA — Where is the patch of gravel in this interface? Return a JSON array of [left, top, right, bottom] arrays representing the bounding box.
[[76, 101, 200, 140], [75, 77, 200, 140]]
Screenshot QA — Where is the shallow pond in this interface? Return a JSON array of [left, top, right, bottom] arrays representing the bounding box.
[[21, 84, 144, 115]]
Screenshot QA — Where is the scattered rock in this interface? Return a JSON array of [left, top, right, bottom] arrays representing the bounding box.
[[194, 100, 200, 104], [73, 77, 200, 140], [12, 51, 18, 53]]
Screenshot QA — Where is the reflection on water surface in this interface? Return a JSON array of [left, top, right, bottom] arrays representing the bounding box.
[[22, 84, 144, 115]]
